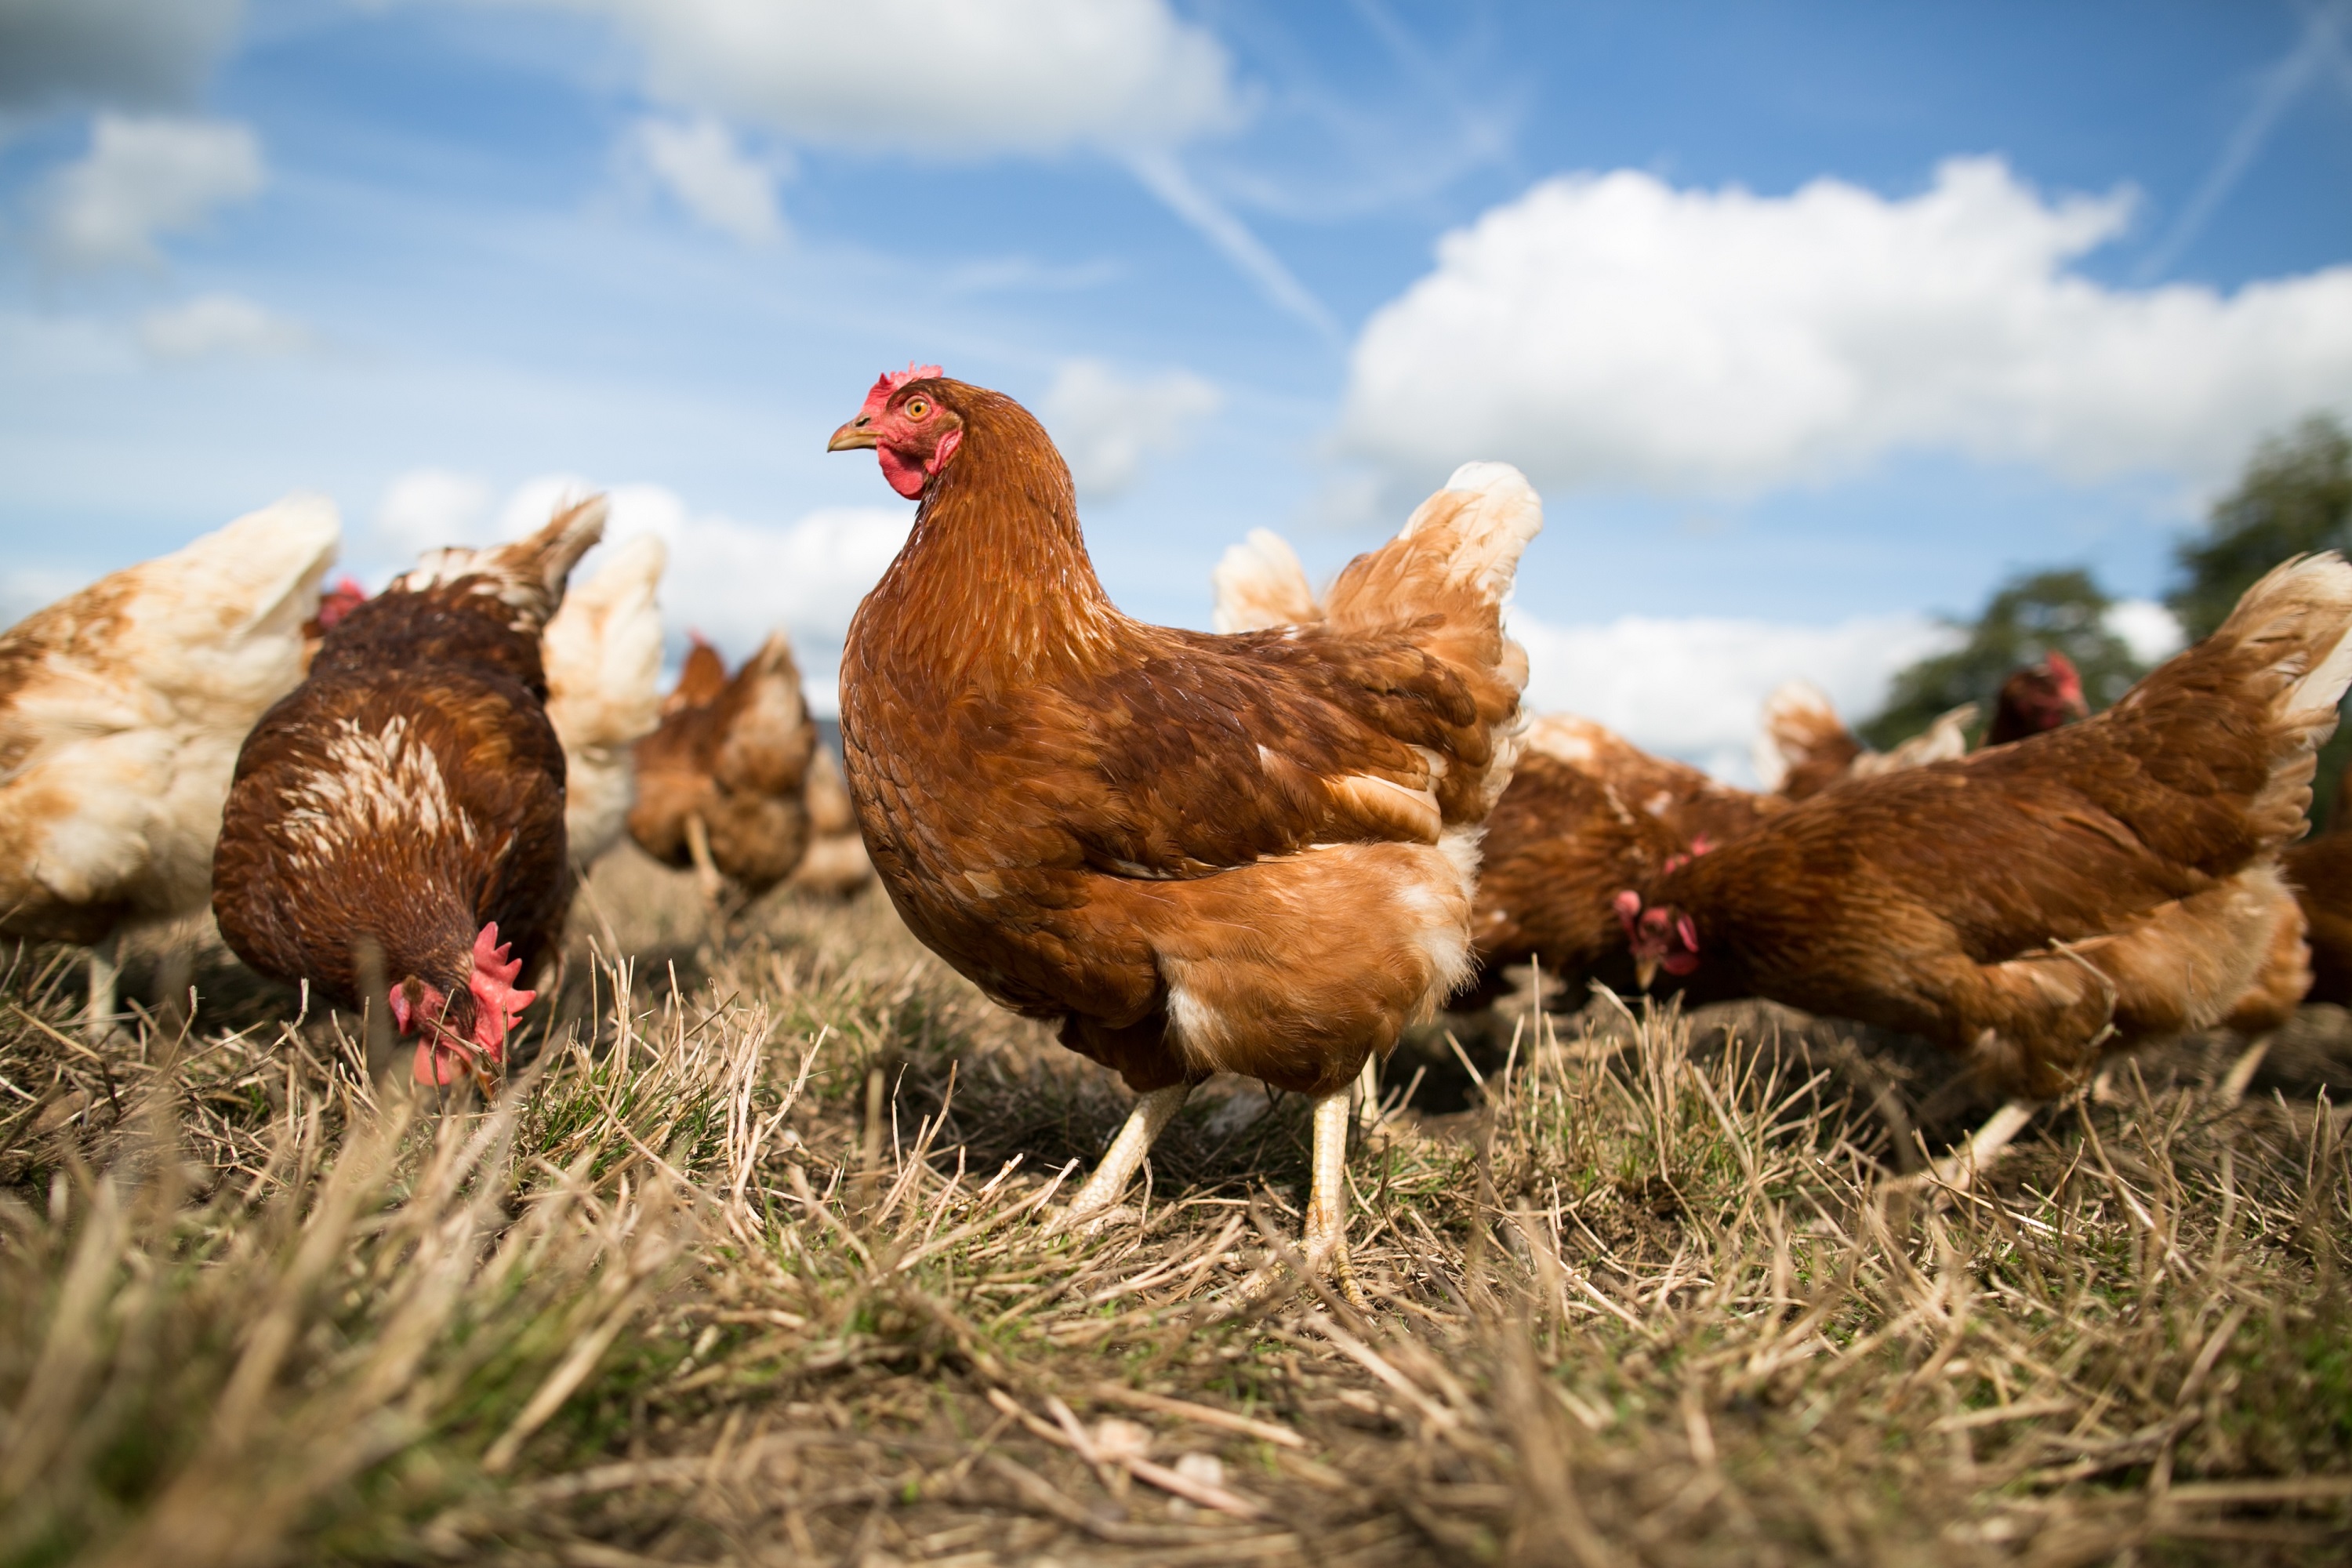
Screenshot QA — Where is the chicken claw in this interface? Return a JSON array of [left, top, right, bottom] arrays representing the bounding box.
[[1048, 1083, 1192, 1236]]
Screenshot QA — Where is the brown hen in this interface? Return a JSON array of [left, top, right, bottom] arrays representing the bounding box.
[[828, 369, 1538, 1276], [212, 499, 604, 1091], [1616, 556, 2352, 1102], [627, 632, 819, 902]]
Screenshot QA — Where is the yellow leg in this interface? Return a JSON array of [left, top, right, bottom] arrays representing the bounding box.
[[1051, 1083, 1192, 1234], [684, 813, 723, 904], [1305, 1088, 1357, 1290]]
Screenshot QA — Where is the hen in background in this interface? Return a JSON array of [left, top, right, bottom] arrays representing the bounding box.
[[1759, 653, 2088, 801], [0, 496, 340, 1035], [212, 499, 604, 1091], [2285, 753, 2352, 1006], [628, 633, 819, 902], [787, 746, 876, 898], [662, 633, 728, 717], [1616, 557, 2352, 1120], [543, 534, 668, 868], [831, 370, 1537, 1282], [1755, 681, 1976, 800]]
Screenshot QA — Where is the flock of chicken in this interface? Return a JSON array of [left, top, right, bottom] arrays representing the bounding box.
[[5, 364, 2351, 1280]]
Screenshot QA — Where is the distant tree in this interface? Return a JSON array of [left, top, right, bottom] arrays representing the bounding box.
[[2168, 412, 2352, 825], [1860, 568, 2143, 752], [2167, 413, 2352, 640]]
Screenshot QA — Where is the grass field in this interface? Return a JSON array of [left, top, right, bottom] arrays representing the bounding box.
[[3, 846, 2350, 1566]]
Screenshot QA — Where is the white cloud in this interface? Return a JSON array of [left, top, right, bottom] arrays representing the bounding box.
[[1341, 157, 2352, 498], [531, 0, 1238, 157], [37, 113, 263, 268], [137, 292, 311, 361], [2105, 598, 2187, 666], [375, 468, 495, 556], [631, 114, 785, 244], [1512, 608, 1962, 784], [0, 0, 243, 115], [1041, 359, 1221, 499], [492, 474, 912, 714]]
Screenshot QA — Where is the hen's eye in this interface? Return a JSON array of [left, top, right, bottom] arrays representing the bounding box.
[[905, 398, 930, 419]]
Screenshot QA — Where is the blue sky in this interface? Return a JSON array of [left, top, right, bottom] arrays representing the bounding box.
[[3, 0, 2350, 775]]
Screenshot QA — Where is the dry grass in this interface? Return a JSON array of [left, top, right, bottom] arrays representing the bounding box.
[[3, 844, 2350, 1566]]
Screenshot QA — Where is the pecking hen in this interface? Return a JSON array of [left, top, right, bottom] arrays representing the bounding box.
[[212, 499, 605, 1091], [0, 495, 340, 1033], [1614, 556, 2352, 1101], [828, 368, 1539, 1279], [627, 632, 819, 902], [543, 534, 668, 868]]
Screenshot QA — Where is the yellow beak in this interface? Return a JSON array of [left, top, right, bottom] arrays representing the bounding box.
[[1634, 956, 1658, 991], [827, 415, 877, 452]]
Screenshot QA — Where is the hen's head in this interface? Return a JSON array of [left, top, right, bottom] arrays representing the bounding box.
[[1997, 651, 2090, 736], [1612, 890, 1700, 991], [827, 365, 958, 499], [392, 923, 536, 1091]]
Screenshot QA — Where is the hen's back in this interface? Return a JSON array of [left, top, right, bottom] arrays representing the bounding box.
[[0, 495, 340, 941]]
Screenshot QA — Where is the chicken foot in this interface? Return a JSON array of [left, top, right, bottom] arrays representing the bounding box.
[[1049, 1082, 1192, 1235], [1305, 1087, 1365, 1303], [684, 813, 724, 905]]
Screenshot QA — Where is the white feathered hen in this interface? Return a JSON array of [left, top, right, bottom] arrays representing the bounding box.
[[542, 533, 668, 868], [0, 495, 341, 1029]]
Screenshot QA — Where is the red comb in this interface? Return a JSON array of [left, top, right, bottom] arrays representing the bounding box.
[[859, 361, 944, 417]]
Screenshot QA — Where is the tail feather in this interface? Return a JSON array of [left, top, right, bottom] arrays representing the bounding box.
[[1211, 528, 1319, 633], [393, 495, 608, 633], [1852, 701, 1977, 778], [1754, 680, 1846, 792], [1323, 463, 1544, 824], [2115, 552, 2352, 853]]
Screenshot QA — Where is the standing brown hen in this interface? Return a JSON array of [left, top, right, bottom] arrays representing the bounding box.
[[212, 499, 605, 1091], [627, 632, 819, 901], [1614, 556, 2352, 1100], [827, 368, 1538, 1277]]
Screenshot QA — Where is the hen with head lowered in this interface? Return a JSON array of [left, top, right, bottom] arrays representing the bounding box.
[[212, 499, 605, 1092], [828, 368, 1539, 1281], [1613, 556, 2352, 1102], [0, 495, 340, 1034]]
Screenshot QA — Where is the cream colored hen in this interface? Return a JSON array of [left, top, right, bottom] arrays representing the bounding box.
[[0, 495, 341, 1031], [543, 533, 668, 868]]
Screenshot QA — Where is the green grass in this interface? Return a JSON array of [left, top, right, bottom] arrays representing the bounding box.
[[2, 845, 2350, 1565]]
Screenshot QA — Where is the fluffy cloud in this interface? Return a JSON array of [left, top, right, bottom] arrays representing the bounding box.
[[1512, 609, 1962, 783], [1341, 158, 2352, 497], [2105, 599, 2186, 666], [371, 470, 911, 713], [37, 114, 263, 268], [631, 114, 785, 244], [375, 469, 495, 556], [0, 0, 242, 114], [524, 0, 1236, 157], [1041, 359, 1221, 499], [138, 292, 311, 361]]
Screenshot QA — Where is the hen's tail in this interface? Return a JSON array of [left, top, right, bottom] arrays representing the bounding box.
[[544, 533, 667, 864], [1851, 702, 1977, 779], [393, 495, 608, 634], [1323, 463, 1543, 820], [1753, 680, 1849, 792], [2116, 553, 2352, 852], [1211, 528, 1320, 633]]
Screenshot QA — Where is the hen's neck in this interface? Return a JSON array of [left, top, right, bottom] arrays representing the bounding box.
[[866, 405, 1125, 688]]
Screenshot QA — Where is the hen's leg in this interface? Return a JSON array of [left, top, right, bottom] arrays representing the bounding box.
[[1051, 1083, 1192, 1233], [1305, 1087, 1363, 1300], [85, 934, 121, 1042], [1355, 1054, 1381, 1131], [1924, 1098, 2039, 1194], [684, 813, 723, 904]]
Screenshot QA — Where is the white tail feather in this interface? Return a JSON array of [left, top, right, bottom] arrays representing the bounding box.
[[1210, 528, 1319, 633]]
